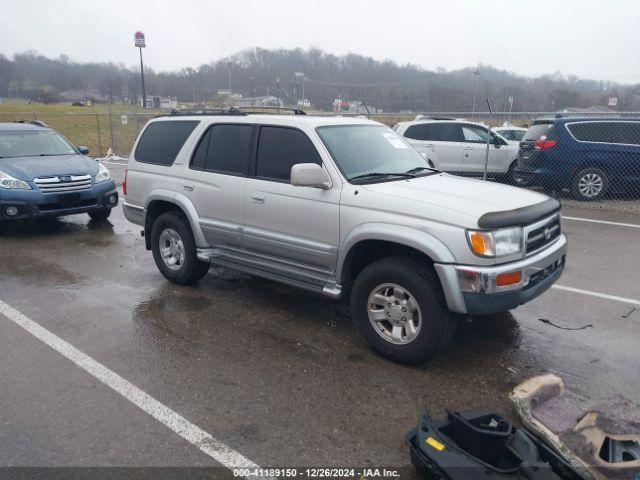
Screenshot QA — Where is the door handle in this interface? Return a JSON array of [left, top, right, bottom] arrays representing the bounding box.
[[462, 146, 474, 151], [249, 194, 265, 204], [424, 143, 436, 149], [183, 184, 194, 192]]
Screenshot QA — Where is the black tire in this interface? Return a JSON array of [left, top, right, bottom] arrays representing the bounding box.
[[88, 208, 112, 222], [350, 256, 457, 365], [506, 160, 518, 185], [572, 166, 609, 201], [150, 211, 210, 285]]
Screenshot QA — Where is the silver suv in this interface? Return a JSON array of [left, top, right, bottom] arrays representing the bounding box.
[[123, 110, 567, 365]]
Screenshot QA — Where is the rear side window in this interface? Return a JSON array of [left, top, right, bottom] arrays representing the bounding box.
[[568, 122, 640, 145], [256, 126, 321, 182], [404, 124, 427, 140], [424, 123, 463, 142], [135, 121, 198, 165], [615, 123, 640, 145], [191, 124, 253, 175], [523, 123, 554, 141]]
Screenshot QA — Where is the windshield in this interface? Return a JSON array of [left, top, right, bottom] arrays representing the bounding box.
[[316, 125, 434, 182], [0, 130, 77, 158]]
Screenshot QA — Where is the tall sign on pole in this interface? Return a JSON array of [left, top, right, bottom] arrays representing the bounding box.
[[134, 31, 147, 108]]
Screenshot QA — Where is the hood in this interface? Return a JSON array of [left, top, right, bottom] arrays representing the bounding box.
[[360, 173, 550, 228], [0, 154, 99, 181]]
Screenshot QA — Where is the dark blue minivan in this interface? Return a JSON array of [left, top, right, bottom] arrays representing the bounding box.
[[515, 117, 640, 200], [0, 121, 118, 223]]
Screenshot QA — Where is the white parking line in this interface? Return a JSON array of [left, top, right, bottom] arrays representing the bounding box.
[[552, 285, 640, 306], [0, 299, 260, 471], [562, 216, 640, 229]]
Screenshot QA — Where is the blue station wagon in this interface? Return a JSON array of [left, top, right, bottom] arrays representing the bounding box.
[[0, 121, 118, 223], [515, 117, 640, 200]]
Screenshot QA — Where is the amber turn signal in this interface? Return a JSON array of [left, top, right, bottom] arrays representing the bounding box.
[[496, 270, 522, 287]]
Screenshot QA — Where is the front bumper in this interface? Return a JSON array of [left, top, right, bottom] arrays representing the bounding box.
[[435, 233, 567, 315], [0, 181, 118, 221]]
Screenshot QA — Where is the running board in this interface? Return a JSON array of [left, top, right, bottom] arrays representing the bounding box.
[[197, 248, 342, 299]]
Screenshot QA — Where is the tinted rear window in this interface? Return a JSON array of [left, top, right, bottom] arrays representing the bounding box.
[[567, 122, 640, 145], [256, 126, 321, 182], [135, 121, 198, 165], [523, 123, 554, 141]]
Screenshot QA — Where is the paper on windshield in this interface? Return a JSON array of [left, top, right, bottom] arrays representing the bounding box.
[[381, 132, 409, 149]]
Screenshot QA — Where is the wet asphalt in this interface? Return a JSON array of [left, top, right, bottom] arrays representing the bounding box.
[[0, 161, 638, 469]]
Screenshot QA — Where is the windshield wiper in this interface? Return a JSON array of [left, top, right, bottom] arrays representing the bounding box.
[[349, 172, 416, 184], [406, 166, 440, 175]]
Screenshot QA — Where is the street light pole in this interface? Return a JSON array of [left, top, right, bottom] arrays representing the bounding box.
[[472, 65, 480, 116], [139, 46, 146, 108]]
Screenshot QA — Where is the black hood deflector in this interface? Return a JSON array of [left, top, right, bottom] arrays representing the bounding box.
[[477, 198, 560, 229]]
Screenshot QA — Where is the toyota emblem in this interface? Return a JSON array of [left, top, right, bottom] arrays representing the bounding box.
[[543, 227, 551, 241]]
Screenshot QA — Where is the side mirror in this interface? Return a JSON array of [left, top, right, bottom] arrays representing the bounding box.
[[492, 136, 503, 148], [77, 146, 90, 155], [291, 163, 331, 189]]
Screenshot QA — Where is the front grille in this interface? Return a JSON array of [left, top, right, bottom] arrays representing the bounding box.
[[34, 175, 92, 193], [526, 217, 561, 254]]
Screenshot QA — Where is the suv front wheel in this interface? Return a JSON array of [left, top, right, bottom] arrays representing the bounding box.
[[150, 211, 210, 285], [350, 256, 457, 365]]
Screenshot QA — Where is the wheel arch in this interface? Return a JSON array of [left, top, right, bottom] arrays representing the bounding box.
[[144, 190, 208, 250], [337, 224, 456, 285]]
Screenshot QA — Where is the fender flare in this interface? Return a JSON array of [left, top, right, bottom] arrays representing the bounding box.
[[337, 223, 456, 283], [144, 190, 209, 248]]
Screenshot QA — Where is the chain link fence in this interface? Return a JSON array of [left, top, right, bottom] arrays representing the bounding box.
[[1, 109, 639, 210], [0, 110, 158, 158]]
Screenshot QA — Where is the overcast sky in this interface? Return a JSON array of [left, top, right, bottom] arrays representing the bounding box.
[[1, 0, 639, 83]]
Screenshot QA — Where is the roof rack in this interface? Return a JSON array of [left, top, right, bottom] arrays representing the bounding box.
[[169, 107, 246, 116], [15, 119, 48, 127], [235, 106, 307, 115], [166, 106, 307, 117]]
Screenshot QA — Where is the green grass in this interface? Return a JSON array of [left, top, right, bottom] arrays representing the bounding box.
[[0, 99, 169, 157]]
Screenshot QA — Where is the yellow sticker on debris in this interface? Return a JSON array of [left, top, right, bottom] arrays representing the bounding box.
[[426, 436, 445, 451]]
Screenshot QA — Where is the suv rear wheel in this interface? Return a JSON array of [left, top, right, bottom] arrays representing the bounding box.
[[350, 256, 456, 365], [572, 167, 609, 201], [151, 211, 210, 285]]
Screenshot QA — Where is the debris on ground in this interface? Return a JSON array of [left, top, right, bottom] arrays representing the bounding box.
[[511, 374, 640, 479]]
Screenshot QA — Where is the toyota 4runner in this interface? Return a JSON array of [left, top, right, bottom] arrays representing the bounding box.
[[123, 110, 567, 365]]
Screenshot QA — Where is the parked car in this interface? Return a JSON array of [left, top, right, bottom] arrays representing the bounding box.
[[394, 118, 519, 181], [123, 111, 566, 365], [0, 121, 118, 223], [515, 117, 640, 201], [493, 124, 528, 145]]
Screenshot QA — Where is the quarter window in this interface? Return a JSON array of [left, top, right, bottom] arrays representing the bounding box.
[[135, 121, 198, 166], [256, 126, 322, 182]]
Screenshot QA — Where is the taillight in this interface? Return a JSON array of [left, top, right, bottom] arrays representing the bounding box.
[[534, 139, 557, 150], [122, 168, 127, 195]]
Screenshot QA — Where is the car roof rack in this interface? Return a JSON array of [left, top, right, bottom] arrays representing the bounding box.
[[168, 107, 247, 116], [14, 119, 48, 127], [235, 106, 307, 115], [166, 106, 307, 117]]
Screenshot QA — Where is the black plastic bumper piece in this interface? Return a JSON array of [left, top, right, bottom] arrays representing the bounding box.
[[405, 409, 585, 480], [477, 197, 560, 229]]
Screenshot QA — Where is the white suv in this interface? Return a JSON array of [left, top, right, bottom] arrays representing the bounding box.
[[123, 110, 566, 365], [394, 118, 519, 181]]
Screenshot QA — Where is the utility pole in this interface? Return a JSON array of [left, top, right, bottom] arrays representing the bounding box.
[[250, 77, 255, 106], [134, 31, 147, 108], [227, 60, 232, 92], [472, 64, 480, 116]]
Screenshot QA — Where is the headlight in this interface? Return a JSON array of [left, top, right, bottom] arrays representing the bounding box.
[[467, 227, 523, 257], [95, 162, 111, 184], [0, 170, 31, 190]]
